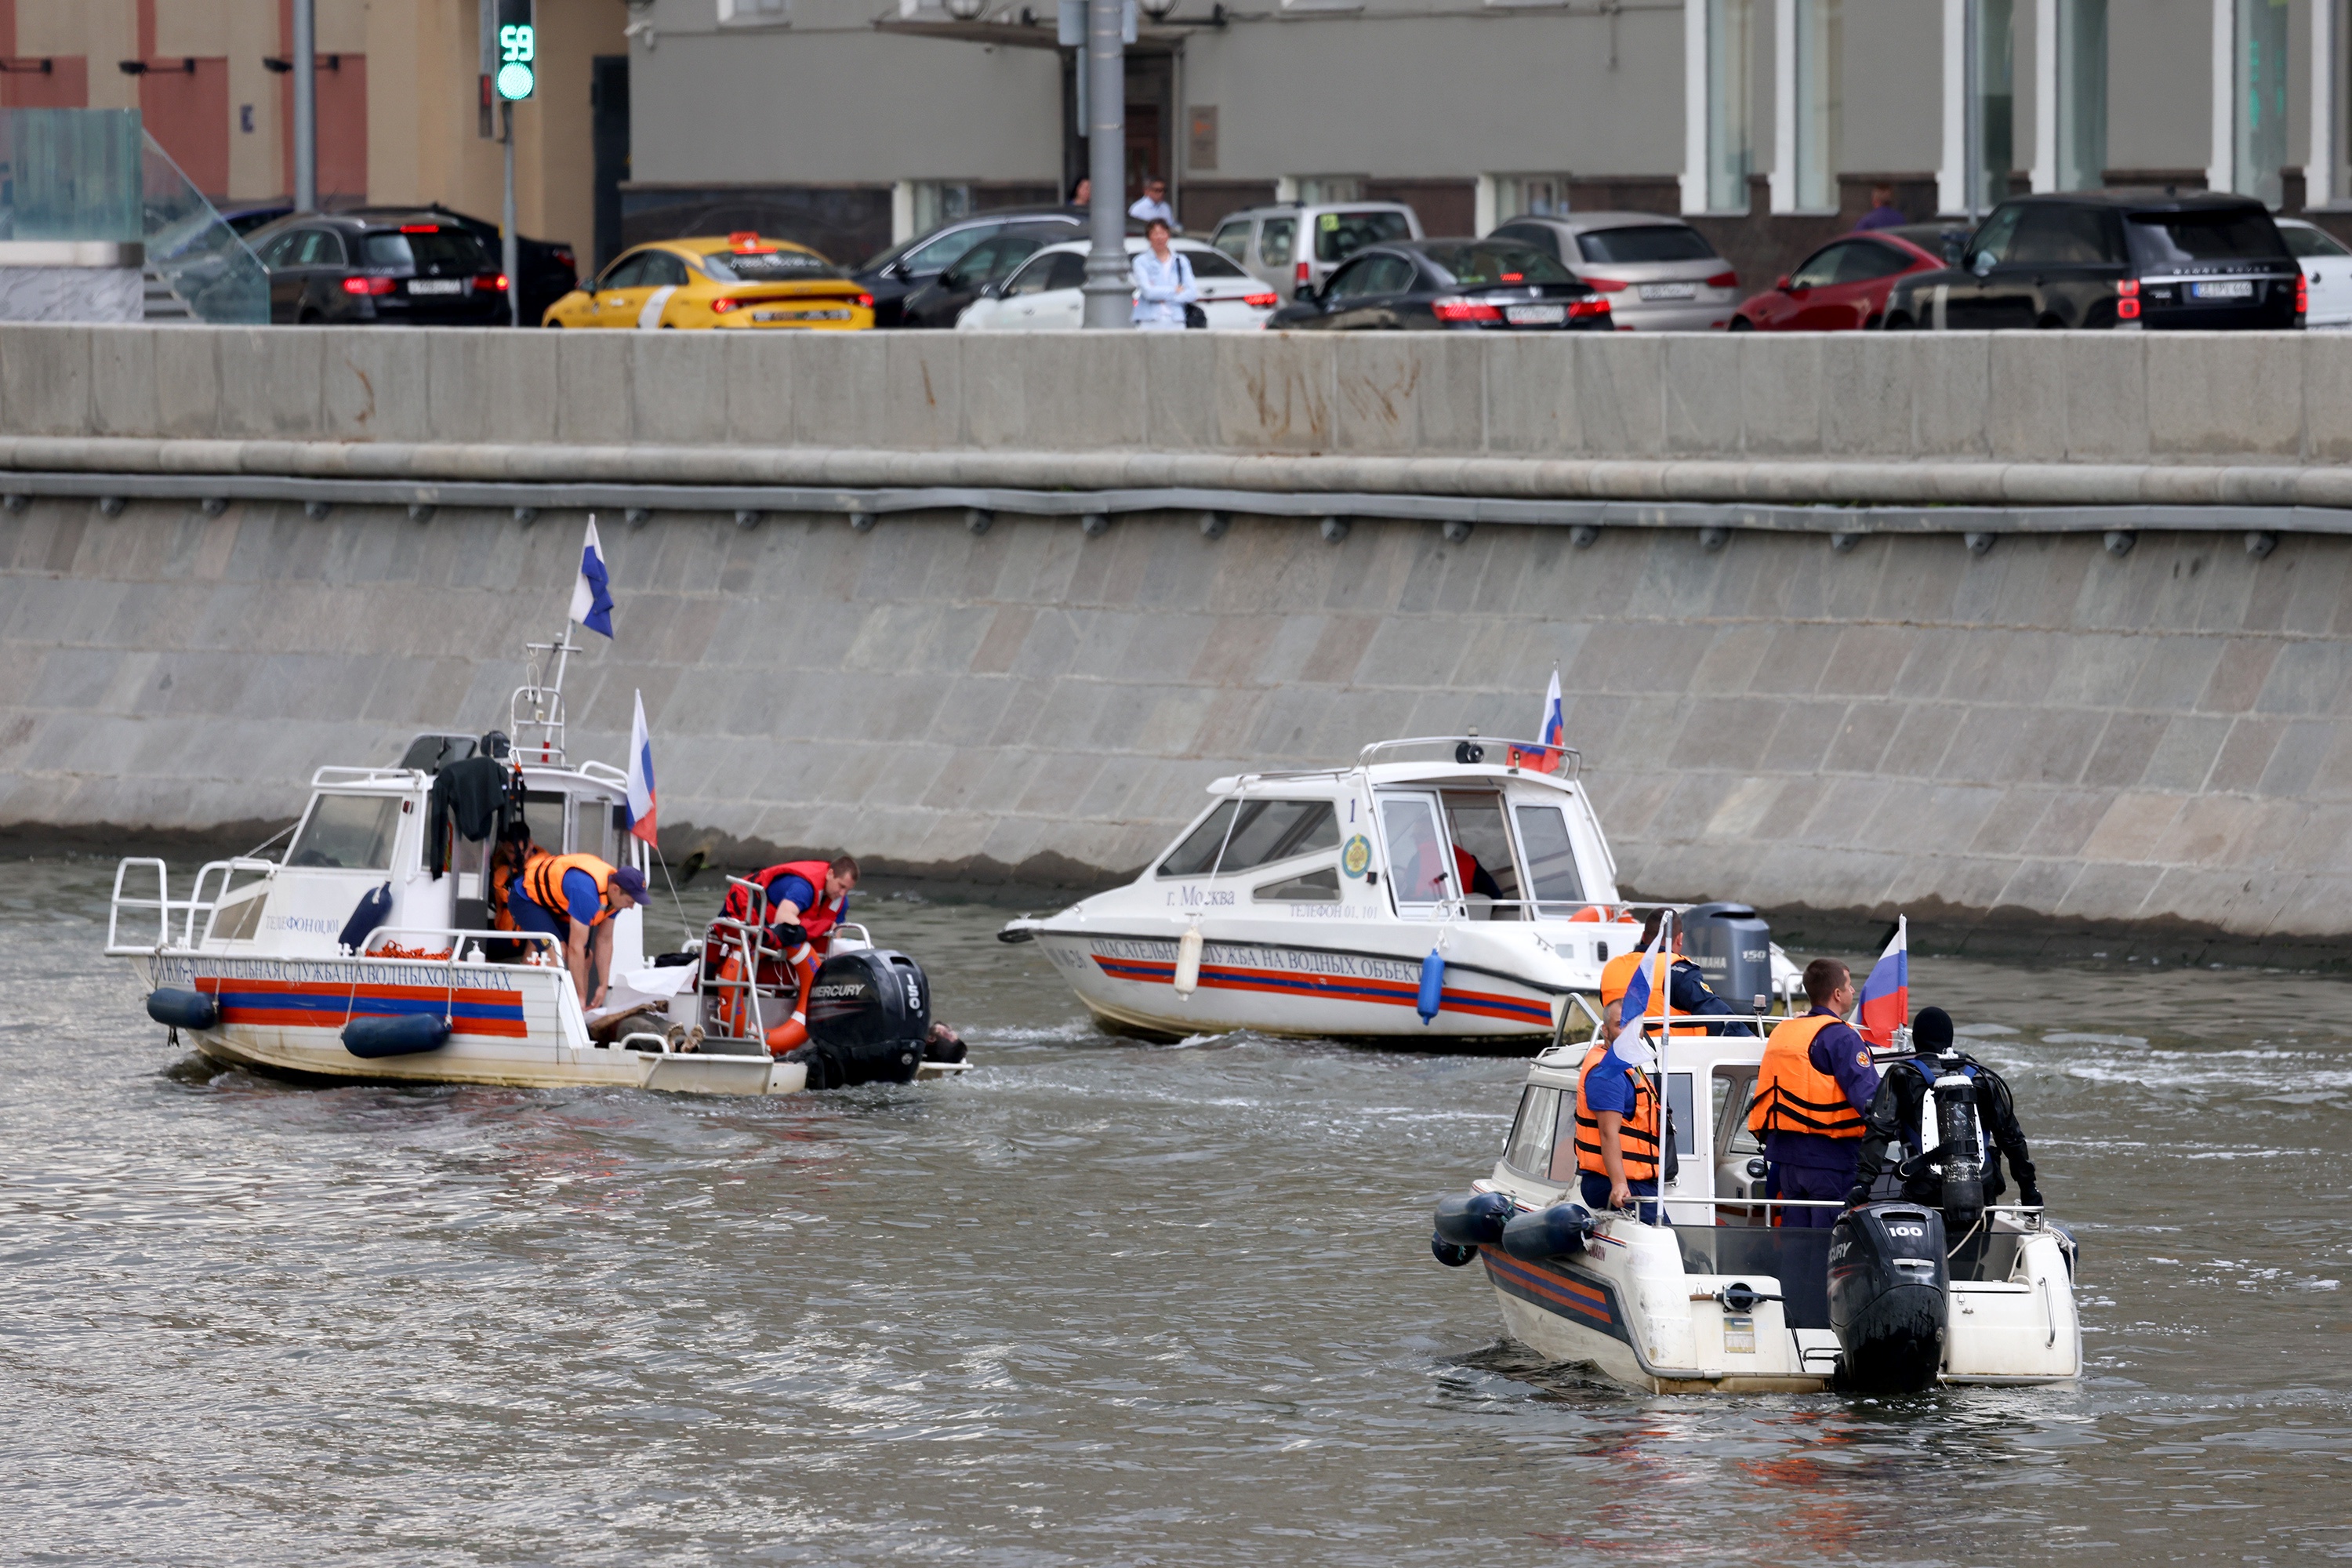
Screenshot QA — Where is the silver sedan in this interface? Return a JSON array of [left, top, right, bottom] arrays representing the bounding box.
[[1486, 212, 1740, 330]]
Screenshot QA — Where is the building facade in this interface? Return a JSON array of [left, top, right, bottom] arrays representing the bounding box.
[[0, 1, 629, 270], [623, 0, 2352, 284]]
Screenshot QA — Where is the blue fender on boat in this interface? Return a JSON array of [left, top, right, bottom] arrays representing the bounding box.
[[146, 988, 218, 1031], [343, 1013, 452, 1058], [1501, 1203, 1597, 1263], [1416, 949, 1445, 1023]]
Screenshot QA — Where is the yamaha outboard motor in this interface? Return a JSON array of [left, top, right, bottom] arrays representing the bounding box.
[[1828, 1202, 1949, 1394], [1681, 902, 1774, 1013], [786, 949, 931, 1089]]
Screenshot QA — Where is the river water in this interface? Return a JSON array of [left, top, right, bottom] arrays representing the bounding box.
[[5, 853, 2347, 1566]]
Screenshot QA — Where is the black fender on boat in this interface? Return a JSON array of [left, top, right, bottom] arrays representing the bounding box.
[[147, 988, 220, 1032], [1501, 1203, 1598, 1263], [1433, 1190, 1516, 1248], [343, 1014, 453, 1058], [1431, 1233, 1479, 1268]]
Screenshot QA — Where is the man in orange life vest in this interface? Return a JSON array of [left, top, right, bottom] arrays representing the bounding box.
[[1748, 957, 1881, 1227], [1573, 1018, 1665, 1222], [508, 852, 644, 1011], [733, 855, 858, 958]]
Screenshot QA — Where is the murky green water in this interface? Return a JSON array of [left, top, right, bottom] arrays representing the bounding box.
[[3, 855, 2347, 1565]]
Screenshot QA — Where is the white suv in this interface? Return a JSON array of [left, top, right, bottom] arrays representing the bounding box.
[[1208, 201, 1422, 299]]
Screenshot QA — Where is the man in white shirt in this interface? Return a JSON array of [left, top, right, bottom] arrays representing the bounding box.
[[1127, 177, 1176, 230]]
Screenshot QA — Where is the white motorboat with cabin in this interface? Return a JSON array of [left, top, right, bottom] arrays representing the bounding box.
[[1430, 983, 2082, 1394], [110, 619, 960, 1096], [999, 736, 1799, 1043]]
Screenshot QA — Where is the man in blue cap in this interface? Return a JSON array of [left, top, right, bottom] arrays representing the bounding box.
[[510, 851, 646, 1011]]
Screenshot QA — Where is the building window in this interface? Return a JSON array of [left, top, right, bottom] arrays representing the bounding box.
[[717, 0, 788, 21], [1940, 0, 2017, 216], [1687, 0, 1753, 212], [892, 180, 974, 245], [1290, 176, 1365, 204], [2234, 0, 2291, 208], [1775, 0, 1841, 211], [2053, 0, 2107, 191], [1498, 175, 1566, 220]]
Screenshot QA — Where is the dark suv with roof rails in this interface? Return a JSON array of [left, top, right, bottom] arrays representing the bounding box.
[[1879, 190, 2303, 331]]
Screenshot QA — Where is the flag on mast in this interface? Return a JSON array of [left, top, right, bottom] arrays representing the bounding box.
[[1857, 916, 1909, 1047], [1516, 668, 1567, 772], [626, 690, 659, 845], [1610, 922, 1667, 1070], [570, 516, 615, 639]]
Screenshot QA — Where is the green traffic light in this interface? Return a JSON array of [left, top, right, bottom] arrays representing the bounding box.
[[495, 23, 535, 100], [495, 60, 535, 100]]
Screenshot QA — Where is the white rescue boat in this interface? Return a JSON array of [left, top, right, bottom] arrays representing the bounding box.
[[1431, 998, 2082, 1394], [1000, 736, 1800, 1043], [110, 615, 962, 1096]]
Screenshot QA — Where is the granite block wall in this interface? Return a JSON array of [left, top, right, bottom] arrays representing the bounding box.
[[2, 495, 2343, 951]]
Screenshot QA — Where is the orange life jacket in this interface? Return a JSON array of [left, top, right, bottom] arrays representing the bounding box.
[[488, 842, 539, 933], [519, 852, 621, 927], [1748, 1012, 1870, 1139], [1573, 1040, 1661, 1182], [1597, 951, 1705, 1035], [721, 860, 848, 946]]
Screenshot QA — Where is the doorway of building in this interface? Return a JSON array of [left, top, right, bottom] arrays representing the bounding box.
[[591, 56, 630, 274]]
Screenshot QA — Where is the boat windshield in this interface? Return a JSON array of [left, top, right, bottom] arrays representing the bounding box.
[[1512, 804, 1587, 912], [1157, 799, 1337, 877], [286, 793, 402, 870]]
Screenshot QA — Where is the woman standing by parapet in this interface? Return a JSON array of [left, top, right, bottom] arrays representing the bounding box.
[[1130, 218, 1196, 330]]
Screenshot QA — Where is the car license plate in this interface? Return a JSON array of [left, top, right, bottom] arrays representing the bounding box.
[[1506, 304, 1566, 325], [407, 278, 465, 296], [754, 308, 851, 322], [1723, 1316, 1756, 1354], [1639, 281, 1699, 300], [2191, 279, 2256, 299]]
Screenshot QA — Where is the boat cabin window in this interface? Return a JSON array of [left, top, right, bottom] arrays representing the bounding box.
[[1502, 1083, 1561, 1175], [1158, 799, 1338, 877], [1714, 1068, 1762, 1156], [1378, 793, 1454, 907], [286, 793, 402, 870], [521, 789, 565, 852], [1442, 791, 1524, 916], [1254, 866, 1341, 903], [1512, 804, 1587, 913]]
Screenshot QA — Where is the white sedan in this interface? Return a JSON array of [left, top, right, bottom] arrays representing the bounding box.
[[2278, 218, 2352, 328], [956, 237, 1280, 330]]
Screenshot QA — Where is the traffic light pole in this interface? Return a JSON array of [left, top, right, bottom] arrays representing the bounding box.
[[502, 100, 520, 328]]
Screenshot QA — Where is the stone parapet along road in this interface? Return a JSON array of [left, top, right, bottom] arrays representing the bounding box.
[[1, 495, 2341, 956]]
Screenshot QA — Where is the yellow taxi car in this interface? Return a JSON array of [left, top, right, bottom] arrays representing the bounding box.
[[540, 232, 875, 330]]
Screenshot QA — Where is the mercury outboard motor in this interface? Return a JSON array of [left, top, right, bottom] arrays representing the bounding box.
[[785, 949, 931, 1089], [1828, 1203, 1949, 1394]]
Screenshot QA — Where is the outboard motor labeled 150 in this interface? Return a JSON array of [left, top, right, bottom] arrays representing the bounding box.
[[1828, 1203, 1949, 1394], [1681, 902, 1774, 1012], [785, 949, 931, 1090]]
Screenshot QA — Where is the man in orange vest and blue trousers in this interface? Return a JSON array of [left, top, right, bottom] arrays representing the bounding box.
[[1748, 957, 1881, 1227], [510, 851, 644, 1011]]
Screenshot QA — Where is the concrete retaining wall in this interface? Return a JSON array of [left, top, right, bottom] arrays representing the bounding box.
[[3, 495, 2345, 952], [2, 325, 2345, 952]]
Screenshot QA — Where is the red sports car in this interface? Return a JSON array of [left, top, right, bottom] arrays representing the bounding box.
[[1730, 230, 1947, 331]]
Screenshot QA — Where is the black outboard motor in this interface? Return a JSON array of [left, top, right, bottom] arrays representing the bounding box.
[[1681, 902, 1774, 1013], [1828, 1203, 1950, 1394], [786, 949, 931, 1089]]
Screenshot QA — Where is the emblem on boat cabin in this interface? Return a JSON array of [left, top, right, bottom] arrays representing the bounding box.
[[1341, 834, 1372, 878]]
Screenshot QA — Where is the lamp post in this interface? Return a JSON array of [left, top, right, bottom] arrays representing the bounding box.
[[1080, 0, 1128, 328], [292, 0, 316, 212]]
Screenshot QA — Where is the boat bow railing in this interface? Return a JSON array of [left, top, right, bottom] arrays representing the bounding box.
[[107, 856, 280, 954]]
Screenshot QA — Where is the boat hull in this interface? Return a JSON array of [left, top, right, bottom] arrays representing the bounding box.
[[1036, 929, 1566, 1040], [135, 953, 817, 1095]]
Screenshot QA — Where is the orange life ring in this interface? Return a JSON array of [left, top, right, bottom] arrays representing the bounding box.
[[763, 949, 818, 1058]]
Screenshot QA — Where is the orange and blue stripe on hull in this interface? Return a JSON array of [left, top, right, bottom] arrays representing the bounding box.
[[1480, 1246, 1628, 1342], [1091, 955, 1553, 1027], [194, 976, 531, 1039]]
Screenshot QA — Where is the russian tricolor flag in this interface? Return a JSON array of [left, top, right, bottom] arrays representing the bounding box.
[[626, 689, 659, 845], [1857, 915, 1908, 1047], [570, 517, 615, 639], [1611, 922, 1666, 1069], [1516, 668, 1567, 772]]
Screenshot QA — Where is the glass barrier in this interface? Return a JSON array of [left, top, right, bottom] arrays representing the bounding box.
[[0, 107, 266, 325]]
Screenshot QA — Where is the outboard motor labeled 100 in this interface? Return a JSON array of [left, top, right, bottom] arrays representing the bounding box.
[[1828, 1203, 1950, 1394], [786, 949, 931, 1090]]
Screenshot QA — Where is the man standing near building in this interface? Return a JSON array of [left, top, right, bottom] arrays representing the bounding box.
[[1128, 176, 1176, 230], [1748, 958, 1880, 1227]]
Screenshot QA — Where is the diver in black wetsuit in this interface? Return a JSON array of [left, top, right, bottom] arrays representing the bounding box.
[[1846, 1006, 2043, 1218]]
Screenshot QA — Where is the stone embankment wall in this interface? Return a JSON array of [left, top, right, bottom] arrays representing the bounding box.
[[1, 325, 2347, 955]]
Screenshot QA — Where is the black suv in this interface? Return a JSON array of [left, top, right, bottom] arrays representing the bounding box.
[[247, 210, 506, 325], [1265, 238, 1612, 332], [1882, 191, 2302, 331]]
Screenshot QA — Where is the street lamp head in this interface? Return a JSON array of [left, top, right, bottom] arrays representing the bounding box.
[[1139, 0, 1178, 16], [943, 0, 987, 19]]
